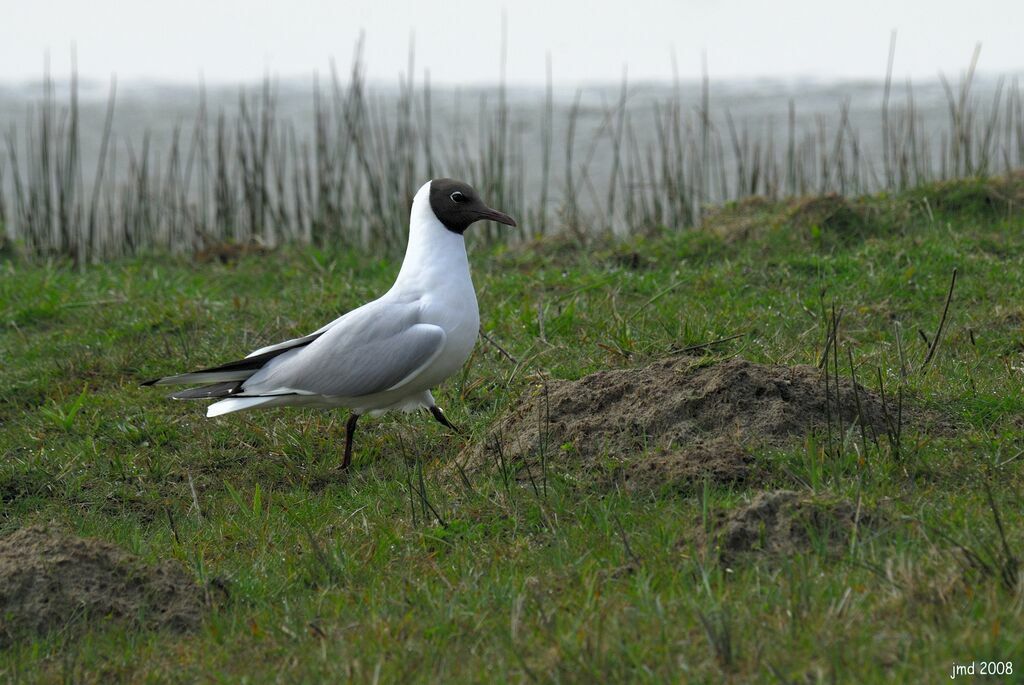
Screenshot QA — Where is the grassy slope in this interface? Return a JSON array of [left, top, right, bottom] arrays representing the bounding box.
[[1, 185, 1023, 682]]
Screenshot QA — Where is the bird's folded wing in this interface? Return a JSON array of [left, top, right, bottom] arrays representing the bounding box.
[[244, 308, 356, 358], [244, 330, 326, 359], [239, 305, 447, 398]]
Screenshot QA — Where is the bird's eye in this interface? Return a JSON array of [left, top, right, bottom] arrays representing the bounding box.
[[450, 191, 466, 203]]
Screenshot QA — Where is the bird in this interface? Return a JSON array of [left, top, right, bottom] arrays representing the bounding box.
[[143, 178, 517, 470]]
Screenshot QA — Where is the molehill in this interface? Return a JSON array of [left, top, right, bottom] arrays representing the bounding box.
[[461, 355, 933, 490], [0, 526, 204, 646], [687, 489, 881, 565]]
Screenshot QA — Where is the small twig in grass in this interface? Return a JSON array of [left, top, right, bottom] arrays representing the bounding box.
[[766, 661, 798, 685], [398, 432, 448, 528], [983, 478, 1019, 591], [416, 460, 447, 528], [820, 302, 844, 458], [596, 341, 631, 359], [896, 383, 904, 455], [479, 327, 519, 365], [627, 278, 685, 321], [920, 267, 958, 371], [611, 514, 641, 567], [187, 470, 203, 523], [59, 297, 127, 309], [824, 325, 834, 457], [398, 434, 419, 526], [995, 449, 1023, 468], [541, 379, 550, 498], [452, 456, 477, 495], [832, 302, 844, 447], [817, 305, 845, 369], [894, 321, 908, 380], [520, 440, 542, 500], [492, 433, 513, 496], [847, 346, 871, 460], [307, 621, 327, 640], [848, 492, 864, 557], [922, 196, 935, 224], [530, 383, 550, 501], [697, 608, 736, 671], [506, 345, 558, 389], [165, 507, 180, 545], [405, 460, 419, 527], [876, 367, 902, 459], [780, 465, 812, 491], [674, 331, 747, 355]]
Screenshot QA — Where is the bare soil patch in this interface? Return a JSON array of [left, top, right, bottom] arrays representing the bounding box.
[[462, 356, 930, 490], [701, 193, 872, 243], [688, 489, 879, 564], [787, 193, 868, 233], [0, 525, 204, 646], [907, 172, 1024, 217], [701, 197, 777, 242], [702, 174, 1024, 243]]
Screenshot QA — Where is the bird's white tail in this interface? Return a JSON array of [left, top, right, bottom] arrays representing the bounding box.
[[207, 396, 279, 417]]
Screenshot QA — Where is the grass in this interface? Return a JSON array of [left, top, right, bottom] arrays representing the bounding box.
[[1, 179, 1023, 681]]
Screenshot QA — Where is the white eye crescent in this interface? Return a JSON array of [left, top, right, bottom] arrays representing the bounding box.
[[450, 191, 466, 203]]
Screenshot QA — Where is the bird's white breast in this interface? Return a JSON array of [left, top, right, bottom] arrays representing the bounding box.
[[417, 284, 480, 388], [370, 186, 481, 400]]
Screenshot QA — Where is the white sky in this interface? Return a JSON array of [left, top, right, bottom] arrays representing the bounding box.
[[1, 0, 1022, 85]]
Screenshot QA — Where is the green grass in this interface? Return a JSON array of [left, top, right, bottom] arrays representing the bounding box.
[[1, 182, 1023, 682]]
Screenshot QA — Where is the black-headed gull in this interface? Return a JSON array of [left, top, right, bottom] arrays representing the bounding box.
[[144, 178, 517, 469]]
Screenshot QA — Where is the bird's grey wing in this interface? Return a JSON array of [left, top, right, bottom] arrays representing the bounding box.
[[243, 330, 326, 359], [240, 304, 446, 398], [244, 307, 359, 358], [143, 329, 326, 386]]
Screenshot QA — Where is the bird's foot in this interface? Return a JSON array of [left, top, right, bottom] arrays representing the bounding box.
[[429, 405, 463, 435]]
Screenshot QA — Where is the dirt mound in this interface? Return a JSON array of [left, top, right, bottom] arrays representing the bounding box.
[[0, 526, 204, 646], [194, 239, 271, 264], [702, 196, 777, 242], [906, 173, 1024, 217], [701, 194, 872, 242], [462, 356, 909, 489], [623, 437, 754, 491], [787, 193, 868, 234], [689, 489, 877, 564]]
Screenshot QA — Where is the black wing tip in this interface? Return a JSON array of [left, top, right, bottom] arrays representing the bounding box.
[[139, 331, 324, 391], [170, 381, 244, 400]]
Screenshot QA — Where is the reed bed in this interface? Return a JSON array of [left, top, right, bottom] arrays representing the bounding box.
[[2, 43, 1022, 263]]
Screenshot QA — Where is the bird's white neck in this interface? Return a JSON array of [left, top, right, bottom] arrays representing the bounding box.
[[391, 182, 473, 294]]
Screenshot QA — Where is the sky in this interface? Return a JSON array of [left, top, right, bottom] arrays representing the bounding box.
[[1, 0, 1022, 85]]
